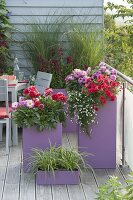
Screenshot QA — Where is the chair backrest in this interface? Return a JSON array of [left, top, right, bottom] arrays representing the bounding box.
[[0, 79, 9, 114], [35, 71, 52, 94]]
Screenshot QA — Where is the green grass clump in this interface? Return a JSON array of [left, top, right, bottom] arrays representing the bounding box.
[[29, 145, 92, 174]]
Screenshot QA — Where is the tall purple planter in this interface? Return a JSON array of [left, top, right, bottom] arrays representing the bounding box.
[[23, 123, 62, 172], [36, 170, 80, 185], [78, 100, 117, 169], [53, 89, 77, 133]]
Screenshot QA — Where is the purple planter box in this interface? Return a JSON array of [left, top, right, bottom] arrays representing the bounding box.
[[78, 100, 117, 169], [23, 123, 62, 172], [53, 89, 77, 133], [36, 170, 80, 185]]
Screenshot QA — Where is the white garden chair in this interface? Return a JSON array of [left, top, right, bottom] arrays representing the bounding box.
[[35, 71, 52, 94], [0, 79, 11, 154]]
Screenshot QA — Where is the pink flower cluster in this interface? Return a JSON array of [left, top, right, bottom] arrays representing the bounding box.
[[65, 68, 91, 85], [12, 98, 35, 109], [98, 62, 117, 81], [65, 62, 118, 86], [12, 86, 67, 110]]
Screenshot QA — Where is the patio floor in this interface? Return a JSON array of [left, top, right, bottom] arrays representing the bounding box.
[[0, 132, 132, 200]]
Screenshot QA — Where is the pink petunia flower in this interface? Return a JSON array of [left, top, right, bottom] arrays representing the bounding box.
[[65, 75, 75, 81], [26, 100, 34, 108], [110, 75, 116, 81], [12, 102, 19, 109]]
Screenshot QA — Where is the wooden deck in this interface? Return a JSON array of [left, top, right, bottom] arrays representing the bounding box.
[[0, 132, 132, 200]]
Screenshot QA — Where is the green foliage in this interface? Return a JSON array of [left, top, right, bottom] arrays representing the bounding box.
[[12, 96, 66, 131], [50, 59, 75, 89], [96, 172, 133, 200], [22, 17, 65, 74], [104, 14, 116, 30], [21, 18, 77, 88], [67, 25, 104, 67], [29, 145, 90, 174], [104, 5, 133, 78], [0, 0, 12, 37], [104, 22, 133, 77], [0, 0, 13, 74]]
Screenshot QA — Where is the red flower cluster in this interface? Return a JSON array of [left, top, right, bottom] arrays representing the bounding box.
[[44, 88, 53, 96], [23, 86, 40, 98], [85, 74, 120, 106], [52, 92, 67, 103], [33, 98, 43, 110]]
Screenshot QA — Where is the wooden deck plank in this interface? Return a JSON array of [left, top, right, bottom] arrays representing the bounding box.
[[0, 159, 9, 200], [0, 135, 9, 200], [19, 172, 36, 200], [67, 182, 86, 200], [52, 185, 70, 200], [118, 165, 133, 181], [36, 185, 52, 200], [19, 136, 35, 200], [2, 144, 21, 200], [94, 169, 109, 186], [0, 167, 7, 200], [0, 144, 9, 167], [80, 171, 98, 200]]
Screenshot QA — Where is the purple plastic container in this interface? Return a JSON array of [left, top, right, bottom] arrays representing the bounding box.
[[53, 89, 77, 133], [22, 123, 62, 172], [78, 100, 117, 169], [36, 170, 80, 185]]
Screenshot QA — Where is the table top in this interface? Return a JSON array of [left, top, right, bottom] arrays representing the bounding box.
[[8, 82, 28, 92], [8, 82, 28, 88]]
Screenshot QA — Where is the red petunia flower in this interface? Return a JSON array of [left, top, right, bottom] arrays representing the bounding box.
[[23, 88, 29, 95], [38, 104, 44, 110], [23, 86, 40, 98], [34, 99, 41, 107], [52, 93, 67, 103]]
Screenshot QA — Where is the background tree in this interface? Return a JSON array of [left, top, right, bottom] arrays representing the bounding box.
[[104, 0, 133, 77], [0, 0, 13, 75], [104, 14, 115, 29]]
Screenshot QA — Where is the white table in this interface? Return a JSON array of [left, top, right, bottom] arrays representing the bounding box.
[[9, 83, 28, 145]]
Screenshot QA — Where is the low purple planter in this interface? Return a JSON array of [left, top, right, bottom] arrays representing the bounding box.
[[23, 123, 62, 172], [36, 170, 80, 185], [78, 100, 117, 169], [53, 89, 77, 133]]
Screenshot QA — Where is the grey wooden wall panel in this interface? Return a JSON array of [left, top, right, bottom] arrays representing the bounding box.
[[7, 7, 103, 16], [12, 24, 103, 33], [6, 0, 104, 77], [6, 0, 103, 7], [10, 16, 103, 24]]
